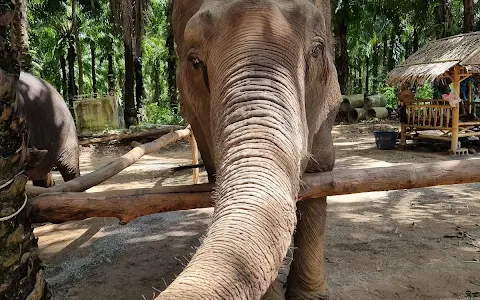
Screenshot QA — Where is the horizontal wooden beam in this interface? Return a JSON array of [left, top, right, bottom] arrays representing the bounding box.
[[31, 159, 480, 224]]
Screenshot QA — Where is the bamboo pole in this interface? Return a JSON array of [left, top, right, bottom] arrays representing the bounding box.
[[467, 82, 472, 114], [31, 159, 480, 224], [28, 127, 192, 195], [400, 124, 407, 146], [188, 134, 200, 184], [451, 65, 461, 152]]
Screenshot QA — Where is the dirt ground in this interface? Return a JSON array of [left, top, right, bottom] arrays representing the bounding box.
[[34, 121, 480, 300]]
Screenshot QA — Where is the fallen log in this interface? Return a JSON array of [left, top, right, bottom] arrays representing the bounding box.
[[78, 125, 184, 146], [31, 159, 480, 224], [28, 127, 192, 196]]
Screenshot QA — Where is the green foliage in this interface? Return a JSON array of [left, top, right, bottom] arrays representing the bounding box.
[[28, 0, 179, 126], [378, 83, 399, 109], [333, 0, 478, 97], [416, 83, 434, 100], [144, 103, 183, 125]]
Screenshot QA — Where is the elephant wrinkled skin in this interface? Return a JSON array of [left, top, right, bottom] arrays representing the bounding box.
[[157, 1, 342, 299]]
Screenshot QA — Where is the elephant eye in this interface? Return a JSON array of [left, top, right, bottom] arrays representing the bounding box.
[[310, 38, 325, 58], [191, 57, 201, 70], [187, 49, 202, 70], [311, 44, 322, 58]]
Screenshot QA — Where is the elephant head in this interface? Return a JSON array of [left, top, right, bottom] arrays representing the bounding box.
[[158, 0, 341, 299]]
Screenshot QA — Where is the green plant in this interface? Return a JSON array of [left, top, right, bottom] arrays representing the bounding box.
[[416, 83, 434, 100], [378, 83, 399, 108], [144, 103, 183, 125]]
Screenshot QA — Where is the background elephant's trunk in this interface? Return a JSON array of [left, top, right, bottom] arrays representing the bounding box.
[[158, 50, 305, 299]]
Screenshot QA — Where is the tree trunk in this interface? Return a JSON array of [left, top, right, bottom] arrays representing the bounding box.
[[67, 42, 77, 110], [134, 0, 144, 121], [122, 0, 137, 128], [463, 0, 475, 33], [365, 55, 370, 95], [72, 0, 84, 95], [387, 18, 399, 72], [90, 41, 97, 96], [107, 41, 115, 94], [165, 0, 178, 114], [154, 60, 162, 105], [334, 8, 349, 95], [358, 65, 362, 94], [60, 53, 68, 100], [11, 0, 31, 71], [382, 31, 388, 74], [0, 2, 49, 298], [372, 43, 379, 92], [413, 26, 419, 53], [437, 0, 453, 38]]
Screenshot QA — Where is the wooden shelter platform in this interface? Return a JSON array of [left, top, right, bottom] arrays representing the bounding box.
[[387, 32, 480, 153]]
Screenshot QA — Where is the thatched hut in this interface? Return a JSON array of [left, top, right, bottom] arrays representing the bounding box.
[[387, 32, 480, 154]]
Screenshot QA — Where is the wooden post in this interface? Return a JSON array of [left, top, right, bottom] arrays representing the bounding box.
[[400, 124, 407, 146], [188, 133, 200, 184], [451, 65, 461, 152], [467, 82, 472, 114]]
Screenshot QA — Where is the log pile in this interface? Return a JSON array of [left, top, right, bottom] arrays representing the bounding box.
[[338, 94, 391, 123]]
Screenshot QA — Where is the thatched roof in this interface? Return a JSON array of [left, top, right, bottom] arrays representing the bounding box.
[[387, 32, 480, 85]]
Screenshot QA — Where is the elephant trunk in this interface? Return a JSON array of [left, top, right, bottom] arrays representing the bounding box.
[[158, 50, 305, 299]]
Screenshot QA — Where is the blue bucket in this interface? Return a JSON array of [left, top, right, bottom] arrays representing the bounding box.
[[374, 131, 398, 150]]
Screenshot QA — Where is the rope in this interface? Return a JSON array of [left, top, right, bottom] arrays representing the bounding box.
[[0, 170, 24, 190], [0, 193, 28, 222], [0, 170, 28, 222]]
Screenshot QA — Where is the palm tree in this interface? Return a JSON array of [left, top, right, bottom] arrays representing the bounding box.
[[0, 1, 49, 299], [72, 0, 84, 95], [122, 0, 137, 127], [463, 0, 475, 33], [11, 0, 31, 71], [165, 0, 178, 113], [134, 0, 145, 120]]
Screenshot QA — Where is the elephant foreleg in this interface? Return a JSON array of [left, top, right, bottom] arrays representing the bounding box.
[[285, 124, 334, 300], [285, 198, 328, 300], [32, 172, 55, 188], [57, 148, 80, 182]]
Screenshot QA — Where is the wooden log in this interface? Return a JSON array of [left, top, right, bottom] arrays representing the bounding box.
[[30, 159, 480, 224], [367, 107, 389, 119], [28, 127, 192, 196], [78, 125, 184, 146], [340, 94, 365, 112], [364, 94, 388, 108], [31, 183, 214, 224], [347, 108, 367, 122], [188, 134, 200, 184]]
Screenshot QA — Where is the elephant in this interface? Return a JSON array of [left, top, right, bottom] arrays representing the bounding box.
[[15, 72, 80, 187], [157, 0, 342, 299]]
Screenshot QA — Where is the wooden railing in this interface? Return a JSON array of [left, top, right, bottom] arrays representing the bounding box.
[[405, 100, 453, 129]]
